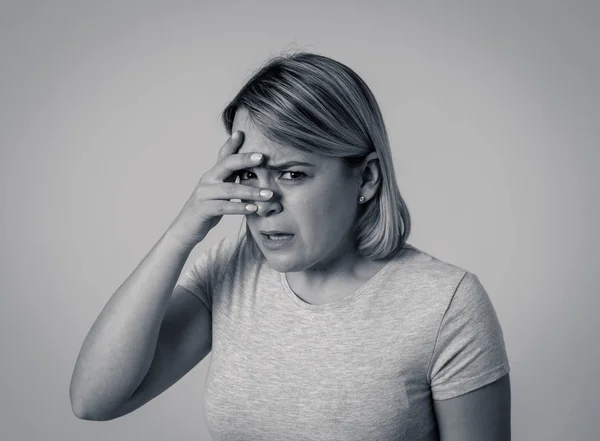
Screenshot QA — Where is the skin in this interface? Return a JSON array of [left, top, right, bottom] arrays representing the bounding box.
[[433, 373, 511, 440], [231, 107, 384, 302]]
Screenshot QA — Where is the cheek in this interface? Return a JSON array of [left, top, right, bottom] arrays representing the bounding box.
[[293, 192, 353, 236]]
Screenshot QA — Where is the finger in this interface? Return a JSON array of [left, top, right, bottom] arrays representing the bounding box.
[[211, 151, 265, 182], [217, 130, 245, 162], [201, 182, 273, 202], [204, 200, 258, 215], [202, 151, 264, 183]]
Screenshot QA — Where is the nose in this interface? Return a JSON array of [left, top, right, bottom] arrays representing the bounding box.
[[253, 194, 282, 217]]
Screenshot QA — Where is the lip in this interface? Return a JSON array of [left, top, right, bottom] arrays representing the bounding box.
[[259, 232, 295, 250], [260, 230, 292, 235]]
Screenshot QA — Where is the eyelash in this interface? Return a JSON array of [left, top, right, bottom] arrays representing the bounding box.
[[238, 170, 307, 182]]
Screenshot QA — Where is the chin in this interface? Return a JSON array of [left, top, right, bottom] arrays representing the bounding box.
[[257, 249, 312, 273], [263, 255, 302, 273]]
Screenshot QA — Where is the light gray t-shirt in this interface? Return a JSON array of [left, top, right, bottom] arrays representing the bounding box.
[[176, 235, 510, 441]]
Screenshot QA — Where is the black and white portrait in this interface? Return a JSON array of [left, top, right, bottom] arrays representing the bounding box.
[[1, 1, 598, 440]]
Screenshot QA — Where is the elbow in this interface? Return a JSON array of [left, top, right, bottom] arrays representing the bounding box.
[[71, 405, 96, 421], [71, 399, 95, 421], [70, 394, 101, 421], [69, 384, 115, 422], [70, 378, 92, 420], [71, 399, 116, 421]]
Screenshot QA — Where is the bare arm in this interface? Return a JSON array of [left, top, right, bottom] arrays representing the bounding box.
[[84, 284, 213, 421], [69, 231, 197, 420], [433, 373, 511, 441], [69, 130, 272, 420]]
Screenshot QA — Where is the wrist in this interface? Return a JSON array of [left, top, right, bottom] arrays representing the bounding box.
[[161, 230, 199, 255]]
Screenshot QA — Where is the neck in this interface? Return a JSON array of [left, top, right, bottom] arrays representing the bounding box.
[[287, 239, 369, 290]]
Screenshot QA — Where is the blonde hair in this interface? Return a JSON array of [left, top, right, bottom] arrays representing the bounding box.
[[221, 51, 411, 261]]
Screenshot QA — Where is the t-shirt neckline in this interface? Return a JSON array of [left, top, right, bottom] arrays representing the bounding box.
[[277, 247, 412, 312]]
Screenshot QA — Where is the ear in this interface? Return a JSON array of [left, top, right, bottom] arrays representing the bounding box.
[[358, 152, 381, 203]]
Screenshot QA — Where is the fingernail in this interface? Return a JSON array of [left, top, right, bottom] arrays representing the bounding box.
[[260, 189, 273, 198], [251, 153, 263, 162], [246, 204, 257, 211], [232, 131, 239, 140]]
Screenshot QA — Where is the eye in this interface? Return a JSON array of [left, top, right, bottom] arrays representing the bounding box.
[[237, 170, 255, 181], [280, 171, 306, 181], [237, 170, 307, 182]]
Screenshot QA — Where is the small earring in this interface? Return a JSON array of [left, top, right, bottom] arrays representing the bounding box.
[[358, 196, 365, 203]]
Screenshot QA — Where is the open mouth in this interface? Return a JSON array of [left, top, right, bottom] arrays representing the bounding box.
[[259, 231, 295, 249], [262, 233, 294, 241]]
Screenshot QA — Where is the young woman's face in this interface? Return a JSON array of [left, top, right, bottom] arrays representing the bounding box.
[[232, 108, 361, 273]]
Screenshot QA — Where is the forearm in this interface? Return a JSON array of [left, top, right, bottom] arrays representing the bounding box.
[[69, 230, 195, 419]]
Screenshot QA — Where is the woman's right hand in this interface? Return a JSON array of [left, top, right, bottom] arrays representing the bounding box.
[[166, 130, 272, 248]]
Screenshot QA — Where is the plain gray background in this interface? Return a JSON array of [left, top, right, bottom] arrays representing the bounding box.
[[1, 1, 598, 440]]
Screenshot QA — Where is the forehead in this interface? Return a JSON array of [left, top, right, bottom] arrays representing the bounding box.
[[232, 108, 316, 163]]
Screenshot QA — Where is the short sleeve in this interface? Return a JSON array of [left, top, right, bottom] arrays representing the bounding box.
[[175, 236, 238, 313], [427, 272, 511, 400]]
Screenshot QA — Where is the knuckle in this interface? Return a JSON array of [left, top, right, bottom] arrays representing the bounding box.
[[200, 171, 217, 185], [192, 186, 205, 200], [224, 183, 236, 196], [219, 140, 232, 154], [216, 150, 228, 163], [218, 156, 234, 172]]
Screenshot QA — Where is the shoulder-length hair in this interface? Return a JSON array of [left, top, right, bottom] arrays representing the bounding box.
[[221, 51, 411, 261]]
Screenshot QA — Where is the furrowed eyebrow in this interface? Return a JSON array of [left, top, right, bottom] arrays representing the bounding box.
[[259, 160, 316, 171]]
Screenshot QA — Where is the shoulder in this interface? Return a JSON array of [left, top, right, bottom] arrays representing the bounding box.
[[384, 244, 502, 330], [387, 243, 472, 298], [399, 243, 468, 273]]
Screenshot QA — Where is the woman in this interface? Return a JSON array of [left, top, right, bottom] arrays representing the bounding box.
[[70, 52, 511, 440]]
